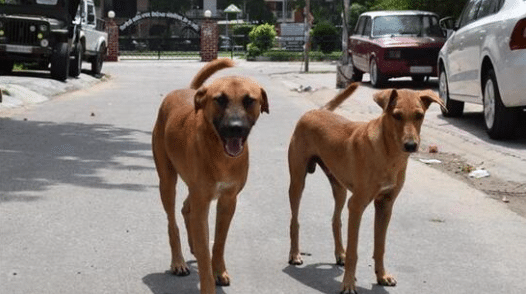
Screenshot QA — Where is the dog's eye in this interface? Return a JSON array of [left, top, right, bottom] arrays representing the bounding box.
[[392, 112, 403, 121], [415, 112, 424, 120], [243, 96, 255, 109], [214, 95, 228, 108]]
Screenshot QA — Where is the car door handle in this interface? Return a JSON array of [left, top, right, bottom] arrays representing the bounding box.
[[458, 36, 465, 50], [479, 30, 486, 40]]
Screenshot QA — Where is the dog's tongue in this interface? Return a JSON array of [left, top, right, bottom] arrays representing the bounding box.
[[225, 138, 244, 157]]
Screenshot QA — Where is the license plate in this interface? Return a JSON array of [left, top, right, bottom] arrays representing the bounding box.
[[410, 66, 433, 74], [6, 45, 33, 53]]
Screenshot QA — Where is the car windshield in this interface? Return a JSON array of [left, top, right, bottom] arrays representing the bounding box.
[[373, 15, 443, 37], [1, 0, 58, 5]]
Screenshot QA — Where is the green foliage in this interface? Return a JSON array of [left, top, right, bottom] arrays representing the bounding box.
[[149, 0, 190, 13], [247, 23, 276, 57], [311, 21, 339, 54], [218, 0, 275, 24], [261, 50, 342, 62]]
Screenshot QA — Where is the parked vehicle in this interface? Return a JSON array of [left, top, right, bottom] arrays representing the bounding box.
[[0, 0, 107, 81], [337, 10, 446, 88], [438, 0, 526, 139], [72, 0, 108, 76]]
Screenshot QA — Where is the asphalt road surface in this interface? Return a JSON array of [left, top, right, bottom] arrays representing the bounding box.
[[1, 60, 526, 294]]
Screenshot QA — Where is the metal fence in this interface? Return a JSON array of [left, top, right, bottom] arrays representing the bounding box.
[[118, 36, 201, 60]]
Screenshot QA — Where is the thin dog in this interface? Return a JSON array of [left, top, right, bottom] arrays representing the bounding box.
[[152, 58, 269, 294], [287, 83, 445, 294]]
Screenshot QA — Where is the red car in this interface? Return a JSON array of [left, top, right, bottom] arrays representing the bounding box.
[[341, 11, 446, 88]]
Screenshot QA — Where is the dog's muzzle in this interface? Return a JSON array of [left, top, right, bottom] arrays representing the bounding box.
[[403, 141, 418, 153], [219, 120, 251, 157]]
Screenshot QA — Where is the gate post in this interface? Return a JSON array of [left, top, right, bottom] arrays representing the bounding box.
[[200, 11, 218, 62], [105, 11, 119, 62]]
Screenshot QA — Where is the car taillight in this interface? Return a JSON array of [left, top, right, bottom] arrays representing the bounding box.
[[509, 18, 526, 50]]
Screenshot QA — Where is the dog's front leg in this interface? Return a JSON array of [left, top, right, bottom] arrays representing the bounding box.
[[341, 195, 367, 294], [373, 195, 397, 287], [212, 192, 238, 286], [188, 195, 215, 294]]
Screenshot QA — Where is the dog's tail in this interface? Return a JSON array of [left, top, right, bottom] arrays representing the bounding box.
[[322, 82, 359, 111], [190, 58, 235, 90]]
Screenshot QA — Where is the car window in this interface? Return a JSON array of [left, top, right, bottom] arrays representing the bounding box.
[[458, 0, 482, 28], [88, 4, 95, 24], [354, 17, 366, 35], [477, 0, 500, 18], [372, 15, 441, 37], [363, 17, 372, 36]]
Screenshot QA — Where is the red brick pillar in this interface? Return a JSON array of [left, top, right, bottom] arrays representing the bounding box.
[[105, 18, 119, 62], [200, 19, 218, 62]]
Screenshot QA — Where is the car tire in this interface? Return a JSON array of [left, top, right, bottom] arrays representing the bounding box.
[[0, 60, 14, 74], [439, 67, 464, 117], [91, 43, 105, 75], [370, 58, 386, 88], [51, 42, 70, 81], [483, 68, 519, 139], [69, 41, 83, 78]]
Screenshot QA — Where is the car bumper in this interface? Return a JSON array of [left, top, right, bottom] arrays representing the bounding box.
[[0, 44, 52, 57], [378, 59, 438, 78], [498, 50, 526, 108]]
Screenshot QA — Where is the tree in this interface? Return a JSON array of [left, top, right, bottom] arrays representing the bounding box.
[[149, 0, 191, 13], [218, 0, 275, 24]]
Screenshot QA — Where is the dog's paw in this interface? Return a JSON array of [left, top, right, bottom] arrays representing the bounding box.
[[340, 286, 358, 294], [170, 263, 190, 276], [215, 272, 230, 286], [288, 254, 303, 266], [377, 274, 397, 287], [335, 254, 345, 266]]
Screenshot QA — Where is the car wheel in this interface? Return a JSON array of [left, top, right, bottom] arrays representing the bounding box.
[[69, 41, 83, 78], [439, 67, 464, 117], [50, 42, 70, 81], [370, 58, 386, 88], [91, 43, 106, 75], [483, 69, 519, 139]]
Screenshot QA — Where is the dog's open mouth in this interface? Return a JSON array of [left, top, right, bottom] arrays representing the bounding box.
[[224, 137, 245, 157]]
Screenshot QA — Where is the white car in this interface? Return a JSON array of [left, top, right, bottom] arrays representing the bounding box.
[[438, 0, 526, 139]]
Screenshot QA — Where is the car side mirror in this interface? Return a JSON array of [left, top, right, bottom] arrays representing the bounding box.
[[88, 14, 95, 24], [439, 16, 457, 39]]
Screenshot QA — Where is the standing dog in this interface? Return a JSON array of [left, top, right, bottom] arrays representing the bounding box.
[[152, 58, 269, 294], [287, 83, 445, 294]]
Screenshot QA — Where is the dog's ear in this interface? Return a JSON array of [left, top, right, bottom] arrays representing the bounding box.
[[194, 87, 207, 112], [374, 89, 398, 111], [260, 88, 269, 114], [420, 89, 446, 112]]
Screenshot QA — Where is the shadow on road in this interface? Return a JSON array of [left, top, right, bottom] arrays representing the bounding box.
[[283, 263, 390, 294], [440, 111, 526, 144], [0, 118, 153, 202], [143, 261, 227, 294]]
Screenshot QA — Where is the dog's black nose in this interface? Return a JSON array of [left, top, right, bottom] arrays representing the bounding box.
[[222, 120, 249, 138], [404, 141, 418, 153]]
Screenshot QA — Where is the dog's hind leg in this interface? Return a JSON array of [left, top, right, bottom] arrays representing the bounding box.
[[287, 148, 310, 265], [153, 130, 189, 276], [327, 174, 347, 266]]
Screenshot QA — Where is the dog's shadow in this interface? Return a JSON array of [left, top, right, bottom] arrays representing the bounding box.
[[143, 261, 227, 294], [283, 263, 390, 294]]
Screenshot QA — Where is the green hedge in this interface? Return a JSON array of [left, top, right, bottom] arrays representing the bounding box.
[[260, 50, 342, 61]]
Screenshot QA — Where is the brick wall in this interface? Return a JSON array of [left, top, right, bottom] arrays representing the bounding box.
[[200, 19, 218, 62], [105, 19, 119, 62]]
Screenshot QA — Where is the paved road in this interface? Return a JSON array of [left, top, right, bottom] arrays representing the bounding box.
[[1, 60, 526, 294]]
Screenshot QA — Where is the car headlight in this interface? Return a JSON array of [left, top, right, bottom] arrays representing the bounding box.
[[30, 25, 36, 32], [40, 39, 49, 47], [40, 24, 48, 32], [386, 50, 402, 59]]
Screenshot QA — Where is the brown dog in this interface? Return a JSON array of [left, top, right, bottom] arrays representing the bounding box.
[[152, 58, 269, 294], [287, 83, 445, 294]]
